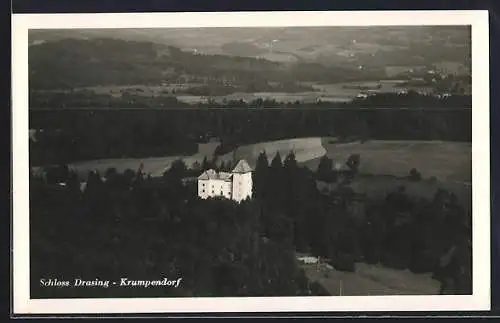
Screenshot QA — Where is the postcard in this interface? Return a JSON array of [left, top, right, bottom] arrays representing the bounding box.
[[11, 10, 490, 314]]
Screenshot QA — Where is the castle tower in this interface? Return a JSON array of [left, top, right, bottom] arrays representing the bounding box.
[[231, 160, 253, 203]]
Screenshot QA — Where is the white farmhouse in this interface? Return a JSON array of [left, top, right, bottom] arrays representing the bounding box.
[[197, 159, 253, 203], [297, 256, 319, 264], [296, 252, 319, 264]]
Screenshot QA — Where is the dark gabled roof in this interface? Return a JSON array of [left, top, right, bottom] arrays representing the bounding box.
[[198, 169, 233, 181], [198, 169, 217, 180]]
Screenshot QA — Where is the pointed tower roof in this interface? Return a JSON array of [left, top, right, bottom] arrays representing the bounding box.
[[232, 159, 252, 174]]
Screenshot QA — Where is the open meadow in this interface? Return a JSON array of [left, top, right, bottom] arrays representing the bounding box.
[[218, 137, 326, 167], [65, 141, 220, 178], [61, 137, 471, 210], [304, 138, 472, 183], [307, 138, 471, 209]]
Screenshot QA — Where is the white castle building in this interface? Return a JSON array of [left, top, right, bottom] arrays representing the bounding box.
[[197, 159, 253, 202]]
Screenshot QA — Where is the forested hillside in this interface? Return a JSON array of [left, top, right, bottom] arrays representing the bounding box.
[[30, 151, 471, 298], [30, 163, 330, 298]]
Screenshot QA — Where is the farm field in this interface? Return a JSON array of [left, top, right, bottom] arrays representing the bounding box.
[[385, 66, 426, 78], [310, 80, 405, 95], [303, 138, 472, 183], [316, 176, 471, 211], [36, 79, 424, 105], [182, 92, 352, 104], [302, 262, 441, 296], [57, 137, 471, 209], [40, 83, 203, 97], [68, 155, 193, 179], [434, 60, 470, 75], [64, 141, 220, 179], [307, 138, 471, 210], [228, 138, 471, 210], [61, 137, 325, 179], [218, 137, 326, 168]]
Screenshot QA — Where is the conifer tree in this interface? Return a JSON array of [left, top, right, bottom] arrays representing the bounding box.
[[317, 155, 333, 181], [270, 151, 283, 171], [254, 150, 269, 199], [201, 156, 210, 171]]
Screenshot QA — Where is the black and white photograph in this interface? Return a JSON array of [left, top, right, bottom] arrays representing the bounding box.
[[12, 11, 490, 314]]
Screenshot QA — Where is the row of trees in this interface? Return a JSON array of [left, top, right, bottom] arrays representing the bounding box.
[[180, 81, 314, 96], [394, 74, 471, 95], [29, 88, 471, 110], [29, 94, 471, 166]]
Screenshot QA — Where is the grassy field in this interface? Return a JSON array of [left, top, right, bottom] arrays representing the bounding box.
[[302, 262, 441, 296], [65, 137, 325, 178], [306, 138, 471, 210], [183, 80, 429, 104], [67, 141, 220, 178], [310, 80, 404, 98], [230, 137, 471, 209], [54, 84, 203, 97], [69, 155, 190, 178], [218, 137, 326, 168], [40, 80, 415, 104], [385, 66, 426, 78], [303, 138, 471, 183]]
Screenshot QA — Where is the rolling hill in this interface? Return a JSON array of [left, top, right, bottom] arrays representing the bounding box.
[[28, 26, 471, 94], [29, 26, 471, 63], [28, 37, 381, 90]]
